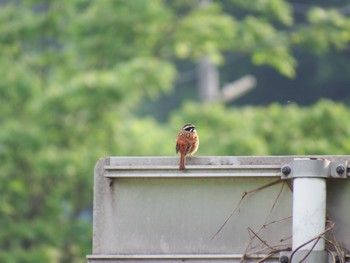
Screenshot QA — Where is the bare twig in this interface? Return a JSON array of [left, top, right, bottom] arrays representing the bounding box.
[[241, 244, 292, 263], [324, 238, 343, 263], [298, 237, 321, 263], [257, 251, 283, 263], [325, 248, 337, 263], [244, 219, 292, 255], [289, 222, 335, 263], [322, 221, 346, 263], [247, 227, 275, 251], [286, 180, 293, 192], [263, 215, 292, 229], [211, 179, 282, 240], [257, 253, 274, 263], [264, 182, 286, 224], [241, 183, 291, 259], [250, 243, 292, 254], [279, 234, 292, 243], [238, 182, 292, 261]]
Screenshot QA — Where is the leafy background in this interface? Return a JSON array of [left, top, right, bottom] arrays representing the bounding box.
[[1, 0, 350, 262]]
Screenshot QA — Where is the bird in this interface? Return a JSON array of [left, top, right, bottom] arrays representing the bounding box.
[[175, 123, 199, 170]]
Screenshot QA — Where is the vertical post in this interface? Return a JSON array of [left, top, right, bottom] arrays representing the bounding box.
[[290, 159, 329, 263], [197, 57, 219, 102], [197, 0, 219, 102]]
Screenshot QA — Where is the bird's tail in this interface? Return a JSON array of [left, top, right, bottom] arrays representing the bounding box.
[[179, 154, 186, 170]]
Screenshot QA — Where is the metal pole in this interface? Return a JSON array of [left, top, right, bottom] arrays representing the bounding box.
[[197, 0, 219, 102], [197, 57, 219, 102], [291, 159, 328, 263]]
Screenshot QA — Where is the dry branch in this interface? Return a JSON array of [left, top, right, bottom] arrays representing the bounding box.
[[211, 179, 283, 240]]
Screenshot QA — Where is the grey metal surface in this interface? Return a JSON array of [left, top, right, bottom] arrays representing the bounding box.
[[281, 158, 348, 179], [87, 254, 281, 262], [88, 156, 350, 262], [291, 251, 328, 263]]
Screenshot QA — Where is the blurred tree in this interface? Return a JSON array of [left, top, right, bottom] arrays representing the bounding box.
[[0, 1, 177, 262], [222, 0, 350, 106], [145, 0, 350, 120], [0, 0, 234, 262], [170, 99, 350, 156], [1, 0, 350, 263]]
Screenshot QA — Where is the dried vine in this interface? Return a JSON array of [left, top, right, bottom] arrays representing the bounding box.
[[211, 178, 347, 262]]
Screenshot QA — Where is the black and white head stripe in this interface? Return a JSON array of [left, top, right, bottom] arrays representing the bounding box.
[[182, 123, 196, 132]]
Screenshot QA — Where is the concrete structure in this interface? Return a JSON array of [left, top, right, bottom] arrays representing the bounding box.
[[87, 156, 350, 262]]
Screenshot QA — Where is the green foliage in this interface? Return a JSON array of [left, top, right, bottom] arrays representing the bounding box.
[[228, 1, 350, 77], [234, 16, 297, 77], [68, 0, 174, 66], [292, 7, 350, 53], [170, 100, 350, 156], [231, 0, 293, 26], [174, 3, 236, 63]]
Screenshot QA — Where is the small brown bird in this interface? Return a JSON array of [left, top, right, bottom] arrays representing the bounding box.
[[175, 123, 199, 170]]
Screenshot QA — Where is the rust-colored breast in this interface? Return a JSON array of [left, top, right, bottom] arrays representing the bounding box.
[[176, 131, 199, 155]]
